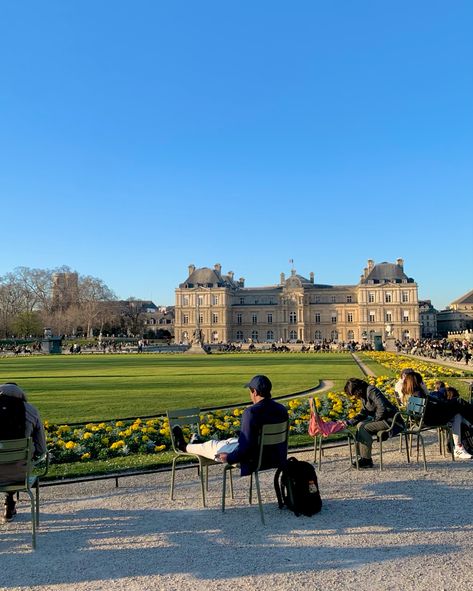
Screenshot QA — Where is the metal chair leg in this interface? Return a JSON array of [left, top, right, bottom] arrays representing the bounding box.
[[254, 472, 265, 525]]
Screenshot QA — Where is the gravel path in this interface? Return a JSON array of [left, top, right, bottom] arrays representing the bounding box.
[[2, 433, 472, 591]]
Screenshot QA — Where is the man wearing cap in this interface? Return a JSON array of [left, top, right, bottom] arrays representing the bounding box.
[[0, 383, 47, 523], [173, 375, 288, 475]]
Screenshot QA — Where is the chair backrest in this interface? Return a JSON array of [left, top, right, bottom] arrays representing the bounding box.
[[405, 396, 427, 427], [255, 421, 289, 471], [166, 408, 202, 453], [0, 437, 33, 488]]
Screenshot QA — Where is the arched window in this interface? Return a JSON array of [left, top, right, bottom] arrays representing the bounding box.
[[314, 330, 322, 341], [266, 330, 274, 341], [251, 330, 259, 342], [236, 330, 243, 341], [330, 330, 338, 341], [289, 330, 297, 341]]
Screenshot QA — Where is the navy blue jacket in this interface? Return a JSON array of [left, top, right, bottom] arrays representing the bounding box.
[[226, 398, 288, 476]]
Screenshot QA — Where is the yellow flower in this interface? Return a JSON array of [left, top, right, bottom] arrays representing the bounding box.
[[65, 441, 76, 450], [110, 440, 125, 450], [154, 444, 166, 452], [81, 453, 91, 460], [83, 432, 93, 440], [115, 421, 124, 427]]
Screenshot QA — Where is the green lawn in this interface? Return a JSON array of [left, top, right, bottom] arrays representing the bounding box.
[[0, 352, 364, 423]]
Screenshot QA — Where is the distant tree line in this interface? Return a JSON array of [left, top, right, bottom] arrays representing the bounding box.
[[0, 266, 155, 339]]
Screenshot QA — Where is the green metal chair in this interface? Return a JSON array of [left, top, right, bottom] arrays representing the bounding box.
[[167, 407, 225, 507], [309, 398, 358, 470], [0, 438, 49, 550], [221, 420, 289, 525], [372, 396, 428, 471]]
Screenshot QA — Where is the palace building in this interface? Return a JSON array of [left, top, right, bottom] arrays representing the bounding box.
[[174, 259, 420, 345]]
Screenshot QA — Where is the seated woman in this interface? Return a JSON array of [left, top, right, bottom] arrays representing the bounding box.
[[344, 378, 404, 469], [402, 374, 472, 460]]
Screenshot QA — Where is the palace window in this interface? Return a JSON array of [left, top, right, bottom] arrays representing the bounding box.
[[251, 330, 259, 341], [385, 292, 392, 303], [212, 313, 218, 323], [368, 292, 375, 303], [266, 330, 274, 341], [211, 295, 219, 305], [236, 330, 243, 341], [198, 296, 203, 305], [289, 330, 297, 340], [402, 291, 409, 303], [347, 330, 354, 340], [385, 311, 392, 322], [182, 296, 189, 306], [331, 330, 338, 341], [267, 313, 273, 324], [315, 313, 321, 324], [182, 314, 189, 324], [314, 330, 322, 340], [347, 313, 353, 323], [331, 313, 337, 324], [237, 313, 242, 325], [403, 311, 409, 322], [347, 295, 352, 303], [252, 314, 258, 324], [331, 295, 336, 303], [369, 311, 376, 323], [198, 314, 204, 324], [289, 312, 297, 324]]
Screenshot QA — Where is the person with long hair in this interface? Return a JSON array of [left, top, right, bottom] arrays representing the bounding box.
[[402, 373, 472, 459], [344, 378, 404, 469]]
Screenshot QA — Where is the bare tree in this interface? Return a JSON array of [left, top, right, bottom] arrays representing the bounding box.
[[77, 276, 116, 337]]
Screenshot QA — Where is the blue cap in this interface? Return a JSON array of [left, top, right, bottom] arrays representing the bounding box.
[[244, 375, 272, 394]]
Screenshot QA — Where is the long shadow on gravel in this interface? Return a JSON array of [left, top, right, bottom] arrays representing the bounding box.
[[0, 495, 461, 587]]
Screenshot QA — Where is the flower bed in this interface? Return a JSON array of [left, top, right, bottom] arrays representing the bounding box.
[[362, 352, 466, 379], [46, 373, 431, 465]]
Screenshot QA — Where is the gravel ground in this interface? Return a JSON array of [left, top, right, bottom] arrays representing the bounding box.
[[1, 434, 472, 591]]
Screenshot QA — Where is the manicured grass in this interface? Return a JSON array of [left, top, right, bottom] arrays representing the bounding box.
[[0, 352, 364, 424]]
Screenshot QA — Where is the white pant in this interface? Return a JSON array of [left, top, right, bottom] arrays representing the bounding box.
[[186, 437, 238, 461]]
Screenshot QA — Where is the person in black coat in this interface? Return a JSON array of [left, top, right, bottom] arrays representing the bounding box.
[[344, 378, 403, 469]]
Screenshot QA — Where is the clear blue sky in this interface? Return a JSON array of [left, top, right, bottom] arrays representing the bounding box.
[[1, 1, 472, 310]]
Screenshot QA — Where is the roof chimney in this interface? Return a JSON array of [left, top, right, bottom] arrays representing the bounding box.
[[214, 263, 222, 274], [188, 264, 195, 276], [239, 277, 245, 287], [309, 272, 314, 284], [367, 259, 374, 271], [396, 258, 404, 269], [228, 270, 234, 280], [280, 272, 285, 285]]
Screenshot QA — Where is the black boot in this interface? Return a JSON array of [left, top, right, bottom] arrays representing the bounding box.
[[3, 497, 17, 523], [172, 426, 188, 452]]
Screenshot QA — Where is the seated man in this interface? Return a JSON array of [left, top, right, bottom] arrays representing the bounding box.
[[0, 382, 47, 522], [173, 375, 288, 476]]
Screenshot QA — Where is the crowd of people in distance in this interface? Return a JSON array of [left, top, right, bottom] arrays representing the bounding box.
[[397, 338, 473, 365]]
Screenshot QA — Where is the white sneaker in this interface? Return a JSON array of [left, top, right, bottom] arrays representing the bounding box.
[[454, 446, 472, 459]]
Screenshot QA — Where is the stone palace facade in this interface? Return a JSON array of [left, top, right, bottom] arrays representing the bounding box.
[[174, 259, 420, 345]]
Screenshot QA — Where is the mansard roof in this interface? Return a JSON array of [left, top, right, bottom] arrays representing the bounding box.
[[180, 267, 237, 289], [362, 261, 414, 284]]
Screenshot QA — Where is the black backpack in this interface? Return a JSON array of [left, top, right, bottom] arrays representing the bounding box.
[[0, 395, 26, 439], [274, 457, 322, 517]]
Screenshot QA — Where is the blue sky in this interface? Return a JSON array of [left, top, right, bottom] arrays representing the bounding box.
[[1, 1, 472, 310]]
